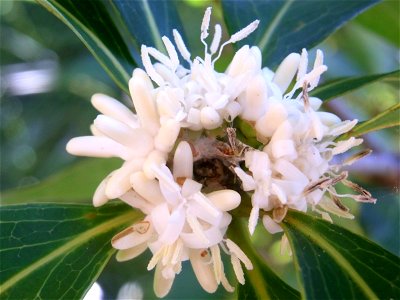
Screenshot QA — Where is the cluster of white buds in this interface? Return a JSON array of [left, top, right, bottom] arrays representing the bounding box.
[[66, 7, 374, 298]]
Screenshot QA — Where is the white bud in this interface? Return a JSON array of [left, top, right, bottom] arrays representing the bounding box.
[[206, 190, 241, 211], [154, 119, 180, 153], [200, 106, 222, 130], [173, 141, 193, 180], [273, 53, 301, 93], [91, 93, 138, 128], [238, 72, 267, 121], [66, 136, 129, 160], [94, 115, 154, 156], [105, 159, 144, 199], [129, 69, 160, 136]]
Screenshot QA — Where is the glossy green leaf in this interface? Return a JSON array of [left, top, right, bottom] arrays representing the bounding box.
[[1, 158, 120, 205], [282, 210, 400, 300], [113, 0, 184, 52], [229, 220, 301, 300], [311, 70, 400, 101], [0, 202, 139, 299], [36, 0, 136, 93], [342, 103, 400, 139], [222, 0, 379, 67], [355, 0, 400, 46]]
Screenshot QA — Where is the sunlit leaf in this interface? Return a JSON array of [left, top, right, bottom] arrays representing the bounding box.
[[1, 158, 120, 205], [113, 0, 184, 52], [0, 202, 139, 299], [311, 70, 400, 101], [282, 210, 400, 299], [342, 103, 400, 138], [229, 220, 301, 300], [36, 0, 136, 93], [222, 0, 379, 67]]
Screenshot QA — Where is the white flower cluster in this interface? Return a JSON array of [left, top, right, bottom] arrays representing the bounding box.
[[66, 7, 374, 298]]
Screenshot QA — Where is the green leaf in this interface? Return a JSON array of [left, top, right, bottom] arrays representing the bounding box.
[[355, 0, 400, 46], [1, 158, 120, 205], [342, 103, 400, 138], [0, 202, 139, 299], [36, 0, 136, 93], [311, 70, 400, 101], [113, 0, 184, 52], [281, 210, 400, 300], [229, 219, 301, 300], [222, 0, 379, 67]]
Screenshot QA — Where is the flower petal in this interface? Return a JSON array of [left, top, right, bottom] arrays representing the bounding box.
[[189, 249, 218, 293], [112, 221, 153, 250], [105, 159, 144, 199], [130, 171, 165, 205], [154, 263, 175, 298], [116, 242, 148, 262]]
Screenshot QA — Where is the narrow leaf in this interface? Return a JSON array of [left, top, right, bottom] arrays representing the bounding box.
[[113, 0, 184, 52], [0, 202, 139, 299], [311, 70, 400, 101], [222, 0, 379, 67], [342, 103, 400, 138], [282, 210, 400, 300], [1, 158, 120, 205], [36, 0, 136, 92], [229, 220, 301, 300]]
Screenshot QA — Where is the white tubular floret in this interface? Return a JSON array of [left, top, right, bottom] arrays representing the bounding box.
[[91, 93, 139, 128], [154, 119, 181, 153], [105, 159, 144, 199], [94, 115, 154, 156], [206, 190, 241, 211], [129, 69, 160, 136], [273, 53, 301, 94], [200, 106, 222, 129], [238, 72, 267, 121], [173, 141, 193, 180], [66, 136, 130, 160]]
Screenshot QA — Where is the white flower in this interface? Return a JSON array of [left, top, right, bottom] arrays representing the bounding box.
[[64, 5, 374, 297], [112, 141, 251, 297], [234, 48, 374, 234], [140, 7, 261, 130], [66, 72, 181, 205]]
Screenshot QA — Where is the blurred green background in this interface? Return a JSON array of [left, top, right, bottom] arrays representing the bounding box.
[[1, 0, 399, 299]]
